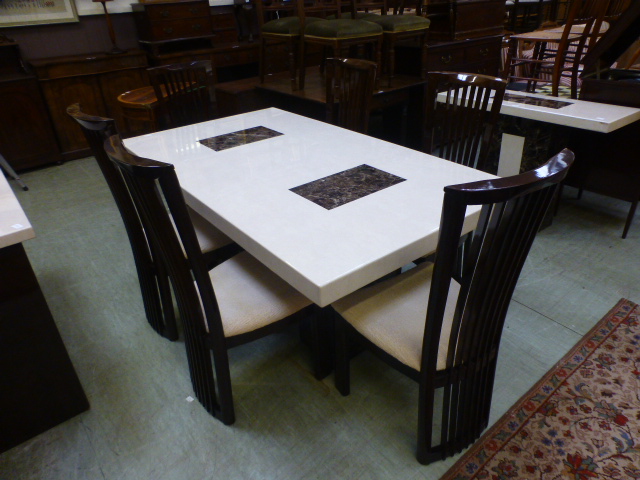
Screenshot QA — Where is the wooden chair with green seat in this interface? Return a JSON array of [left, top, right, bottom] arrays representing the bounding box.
[[254, 0, 325, 90], [104, 134, 317, 425], [298, 0, 384, 90], [333, 149, 574, 464], [67, 104, 241, 341], [349, 0, 431, 87]]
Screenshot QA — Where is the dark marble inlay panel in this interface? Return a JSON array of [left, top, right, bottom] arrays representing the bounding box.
[[503, 93, 573, 109], [199, 126, 283, 151], [290, 164, 406, 210]]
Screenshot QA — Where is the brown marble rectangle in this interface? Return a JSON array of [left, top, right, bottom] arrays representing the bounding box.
[[290, 164, 406, 210], [504, 93, 572, 109], [199, 126, 283, 151]]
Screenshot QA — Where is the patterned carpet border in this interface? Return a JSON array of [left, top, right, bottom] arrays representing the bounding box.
[[440, 298, 640, 480]]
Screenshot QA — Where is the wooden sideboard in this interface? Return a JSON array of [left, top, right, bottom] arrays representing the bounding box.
[[30, 50, 149, 160]]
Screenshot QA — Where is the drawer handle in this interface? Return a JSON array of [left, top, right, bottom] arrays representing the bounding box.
[[440, 54, 452, 64], [479, 48, 490, 56], [161, 10, 170, 17], [192, 24, 202, 31], [163, 27, 174, 34]]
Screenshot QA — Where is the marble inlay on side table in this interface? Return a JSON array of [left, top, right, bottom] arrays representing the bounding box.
[[199, 126, 283, 151], [503, 93, 572, 109], [290, 164, 406, 210]]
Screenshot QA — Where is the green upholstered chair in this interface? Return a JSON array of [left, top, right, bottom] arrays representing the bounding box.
[[349, 0, 430, 86], [298, 0, 383, 90], [254, 0, 324, 90]]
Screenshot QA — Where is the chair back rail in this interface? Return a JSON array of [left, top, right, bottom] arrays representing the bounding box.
[[418, 149, 574, 463], [424, 72, 507, 174]]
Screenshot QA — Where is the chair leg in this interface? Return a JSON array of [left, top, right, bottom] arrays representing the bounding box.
[[259, 38, 267, 84], [622, 198, 638, 239], [334, 315, 351, 396]]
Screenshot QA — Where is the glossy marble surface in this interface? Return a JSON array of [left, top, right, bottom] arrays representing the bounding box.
[[199, 126, 283, 152], [0, 173, 34, 249], [124, 108, 494, 306], [290, 164, 406, 210], [498, 90, 640, 133]]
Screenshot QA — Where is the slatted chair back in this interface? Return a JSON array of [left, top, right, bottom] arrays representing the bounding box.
[[66, 104, 177, 340], [423, 72, 507, 174], [326, 58, 377, 133], [418, 149, 574, 463], [104, 134, 230, 421], [147, 60, 215, 129]]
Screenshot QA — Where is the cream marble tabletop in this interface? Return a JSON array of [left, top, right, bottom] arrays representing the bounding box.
[[124, 108, 494, 307], [0, 172, 34, 249]]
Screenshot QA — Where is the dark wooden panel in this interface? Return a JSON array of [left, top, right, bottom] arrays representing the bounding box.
[[0, 76, 62, 170], [0, 243, 89, 453]]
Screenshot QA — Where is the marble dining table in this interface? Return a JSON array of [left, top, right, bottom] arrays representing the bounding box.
[[123, 108, 495, 307]]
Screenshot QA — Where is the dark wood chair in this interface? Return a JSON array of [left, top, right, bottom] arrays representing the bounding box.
[[503, 0, 608, 98], [254, 0, 321, 91], [326, 58, 377, 133], [505, 0, 552, 33], [332, 149, 574, 464], [348, 0, 431, 87], [423, 72, 507, 174], [147, 60, 215, 130], [298, 0, 383, 90], [104, 134, 316, 425], [66, 104, 239, 341]]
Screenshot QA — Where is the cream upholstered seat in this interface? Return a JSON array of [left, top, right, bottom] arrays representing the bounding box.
[[188, 207, 234, 255], [333, 150, 574, 465], [333, 262, 459, 371], [105, 133, 315, 426]]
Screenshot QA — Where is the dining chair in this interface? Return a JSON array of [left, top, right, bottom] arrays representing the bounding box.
[[67, 104, 239, 341], [423, 72, 507, 174], [254, 0, 324, 90], [104, 134, 316, 424], [332, 148, 575, 464], [298, 0, 383, 90], [147, 60, 215, 130], [503, 0, 608, 98], [326, 58, 377, 134], [347, 0, 430, 87], [505, 0, 551, 33]]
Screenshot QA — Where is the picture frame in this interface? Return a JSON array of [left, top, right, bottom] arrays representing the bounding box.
[[0, 0, 79, 28]]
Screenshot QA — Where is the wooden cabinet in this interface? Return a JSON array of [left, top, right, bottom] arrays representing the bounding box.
[[427, 0, 506, 41], [426, 35, 503, 76], [0, 74, 62, 170], [30, 50, 149, 159], [132, 0, 213, 42]]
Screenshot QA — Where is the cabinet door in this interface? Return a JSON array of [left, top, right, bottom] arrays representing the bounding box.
[[0, 78, 61, 170], [40, 76, 105, 155], [99, 68, 149, 133]]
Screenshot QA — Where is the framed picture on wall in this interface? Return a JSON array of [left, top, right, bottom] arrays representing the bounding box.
[[0, 0, 79, 28]]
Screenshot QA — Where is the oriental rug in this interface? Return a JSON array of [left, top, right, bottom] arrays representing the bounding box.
[[441, 299, 640, 480]]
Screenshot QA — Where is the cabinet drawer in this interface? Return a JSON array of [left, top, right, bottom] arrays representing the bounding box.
[[427, 48, 465, 70], [150, 19, 213, 41], [145, 2, 210, 21], [464, 42, 501, 64]]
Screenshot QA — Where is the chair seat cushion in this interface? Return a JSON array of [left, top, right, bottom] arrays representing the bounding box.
[[210, 251, 312, 337], [305, 19, 383, 38], [332, 262, 460, 372], [262, 16, 324, 35], [188, 207, 233, 253], [365, 15, 430, 32]]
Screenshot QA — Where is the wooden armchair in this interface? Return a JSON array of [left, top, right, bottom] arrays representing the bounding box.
[[147, 60, 215, 129], [423, 72, 507, 174], [104, 134, 316, 425], [333, 149, 574, 464]]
